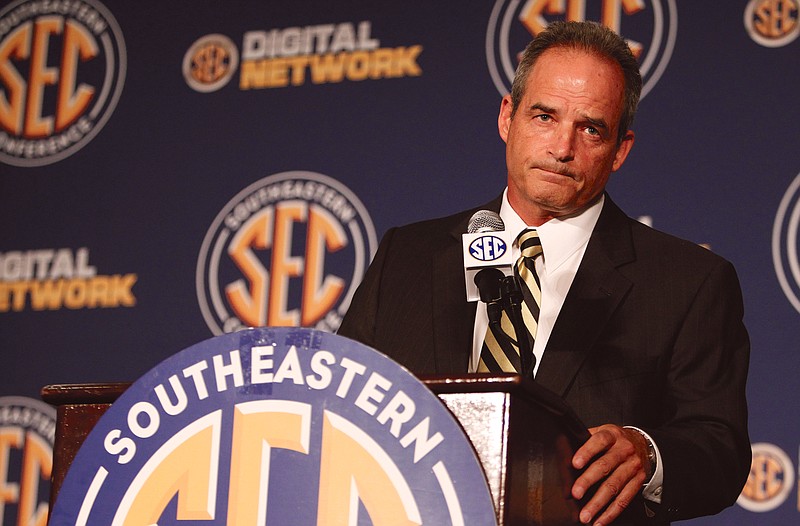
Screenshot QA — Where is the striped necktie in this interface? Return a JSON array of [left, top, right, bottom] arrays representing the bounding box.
[[477, 228, 542, 373]]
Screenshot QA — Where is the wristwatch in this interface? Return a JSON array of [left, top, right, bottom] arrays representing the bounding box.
[[625, 426, 657, 481], [643, 435, 657, 480]]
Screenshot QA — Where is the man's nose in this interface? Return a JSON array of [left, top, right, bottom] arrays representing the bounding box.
[[548, 126, 575, 163]]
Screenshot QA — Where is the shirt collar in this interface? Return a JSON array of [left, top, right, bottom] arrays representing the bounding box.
[[499, 189, 604, 272]]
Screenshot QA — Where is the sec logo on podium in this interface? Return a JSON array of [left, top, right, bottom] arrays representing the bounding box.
[[49, 327, 497, 525]]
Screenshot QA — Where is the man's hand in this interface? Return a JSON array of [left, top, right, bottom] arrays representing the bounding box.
[[571, 424, 651, 525]]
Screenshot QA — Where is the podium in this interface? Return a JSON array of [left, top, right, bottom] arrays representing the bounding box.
[[42, 374, 589, 525]]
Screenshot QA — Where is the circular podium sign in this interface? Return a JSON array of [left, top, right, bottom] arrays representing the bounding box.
[[50, 327, 497, 525]]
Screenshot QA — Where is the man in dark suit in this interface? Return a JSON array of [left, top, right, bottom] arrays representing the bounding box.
[[338, 21, 750, 526]]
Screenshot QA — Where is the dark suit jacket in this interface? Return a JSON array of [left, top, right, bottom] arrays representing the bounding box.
[[338, 194, 750, 525]]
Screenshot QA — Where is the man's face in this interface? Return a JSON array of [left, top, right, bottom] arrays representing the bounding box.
[[499, 47, 634, 225]]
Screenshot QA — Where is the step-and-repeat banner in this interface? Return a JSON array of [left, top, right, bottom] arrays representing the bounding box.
[[1, 1, 798, 524]]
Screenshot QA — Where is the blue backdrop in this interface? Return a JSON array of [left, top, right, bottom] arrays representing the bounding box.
[[1, 1, 798, 523]]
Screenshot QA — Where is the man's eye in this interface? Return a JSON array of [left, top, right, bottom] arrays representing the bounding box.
[[535, 114, 552, 122], [586, 126, 599, 135]]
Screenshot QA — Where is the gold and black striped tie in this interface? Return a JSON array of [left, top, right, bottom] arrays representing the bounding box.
[[477, 228, 542, 373]]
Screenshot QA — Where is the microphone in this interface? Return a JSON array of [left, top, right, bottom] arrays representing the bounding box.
[[467, 209, 505, 233], [464, 211, 534, 376], [462, 210, 515, 302]]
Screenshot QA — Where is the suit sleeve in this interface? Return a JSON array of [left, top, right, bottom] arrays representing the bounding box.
[[647, 258, 751, 521]]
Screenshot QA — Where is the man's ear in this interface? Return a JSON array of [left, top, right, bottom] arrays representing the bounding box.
[[498, 95, 513, 143], [612, 130, 635, 172]]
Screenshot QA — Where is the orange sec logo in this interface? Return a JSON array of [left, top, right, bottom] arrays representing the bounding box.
[[0, 396, 56, 526], [0, 0, 126, 167], [737, 442, 796, 512], [197, 171, 377, 335], [744, 0, 800, 47], [182, 33, 239, 93], [486, 0, 677, 100]]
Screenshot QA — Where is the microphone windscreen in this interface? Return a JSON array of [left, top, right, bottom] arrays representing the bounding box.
[[467, 210, 504, 233]]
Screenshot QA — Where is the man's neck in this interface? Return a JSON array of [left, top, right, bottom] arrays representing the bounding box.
[[507, 194, 604, 226]]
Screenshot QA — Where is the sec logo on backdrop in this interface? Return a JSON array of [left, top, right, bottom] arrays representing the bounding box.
[[183, 33, 240, 93], [0, 0, 126, 167], [772, 171, 800, 315], [197, 171, 377, 335], [0, 396, 56, 526], [738, 442, 795, 513], [486, 0, 677, 99], [48, 327, 498, 525], [744, 0, 800, 47]]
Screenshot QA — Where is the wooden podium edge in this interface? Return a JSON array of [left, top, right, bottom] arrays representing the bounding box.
[[422, 373, 590, 444]]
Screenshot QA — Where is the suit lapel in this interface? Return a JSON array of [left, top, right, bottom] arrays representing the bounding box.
[[535, 197, 636, 397]]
